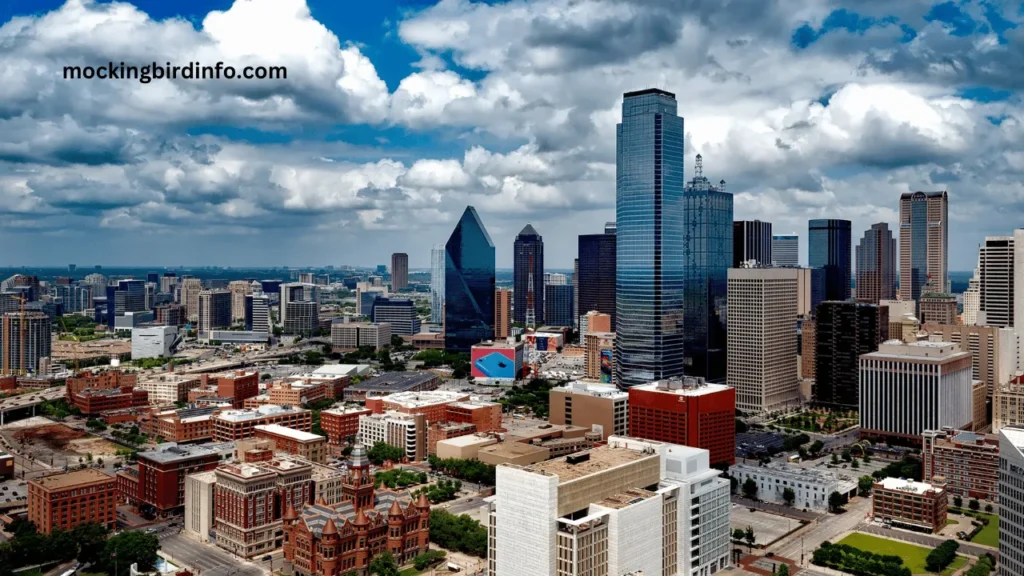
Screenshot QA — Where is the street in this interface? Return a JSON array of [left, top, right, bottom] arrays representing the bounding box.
[[769, 496, 873, 566], [158, 532, 266, 576]]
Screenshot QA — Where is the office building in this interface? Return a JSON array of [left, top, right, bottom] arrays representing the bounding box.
[[513, 224, 545, 327], [281, 283, 320, 335], [228, 281, 252, 324], [245, 294, 270, 333], [549, 381, 629, 440], [370, 298, 420, 336], [801, 319, 816, 380], [615, 89, 686, 388], [584, 331, 615, 383], [70, 385, 148, 415], [154, 303, 185, 326], [772, 234, 799, 266], [212, 405, 312, 441], [995, 375, 1024, 432], [180, 277, 203, 323], [131, 325, 179, 360], [860, 341, 974, 442], [28, 469, 117, 534], [979, 235, 1016, 327], [137, 443, 221, 516], [730, 463, 838, 511], [998, 428, 1024, 575], [919, 293, 958, 325], [921, 323, 1016, 397], [628, 377, 736, 466], [320, 406, 372, 446], [872, 477, 948, 533], [52, 283, 92, 313], [544, 284, 574, 327], [254, 424, 327, 463], [391, 253, 408, 291], [922, 428, 999, 501], [1, 312, 52, 375], [357, 411, 427, 462], [578, 226, 617, 330], [445, 206, 496, 352], [281, 445, 430, 576], [814, 301, 888, 409], [430, 244, 445, 325], [197, 289, 232, 339], [900, 191, 949, 304], [105, 279, 147, 329], [964, 267, 981, 325], [489, 437, 731, 576], [683, 156, 732, 382], [355, 283, 386, 317], [494, 288, 511, 339], [808, 219, 852, 301], [184, 470, 216, 543], [345, 371, 440, 401], [855, 223, 896, 304], [331, 322, 390, 351], [215, 370, 259, 408], [733, 220, 772, 267], [584, 310, 611, 334], [727, 268, 802, 413]]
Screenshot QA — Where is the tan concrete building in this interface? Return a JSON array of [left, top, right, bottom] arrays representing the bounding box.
[[995, 376, 1024, 432], [583, 332, 615, 383], [229, 280, 253, 323], [136, 374, 203, 405], [435, 434, 499, 460], [494, 288, 511, 339], [478, 442, 549, 466], [583, 311, 611, 334], [548, 381, 627, 440], [180, 277, 204, 323], [801, 319, 816, 380], [892, 312, 921, 343], [920, 293, 958, 325], [922, 323, 1017, 397]]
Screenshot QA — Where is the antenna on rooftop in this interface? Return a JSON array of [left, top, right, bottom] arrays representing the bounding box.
[[694, 154, 703, 179]]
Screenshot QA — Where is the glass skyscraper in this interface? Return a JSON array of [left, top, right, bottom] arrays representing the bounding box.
[[578, 226, 616, 330], [444, 206, 495, 352], [430, 244, 445, 324], [513, 224, 544, 327], [733, 220, 773, 268], [615, 88, 685, 387], [544, 284, 575, 327], [808, 219, 852, 303], [683, 155, 732, 383]]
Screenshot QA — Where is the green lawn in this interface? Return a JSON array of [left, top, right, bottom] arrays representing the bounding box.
[[968, 513, 999, 547], [838, 533, 968, 575], [946, 519, 958, 525], [398, 569, 425, 576]]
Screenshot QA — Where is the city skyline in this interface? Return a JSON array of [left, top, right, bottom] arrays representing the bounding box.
[[0, 1, 1016, 269]]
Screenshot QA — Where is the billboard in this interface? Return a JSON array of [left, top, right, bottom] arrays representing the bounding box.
[[472, 347, 518, 379], [600, 349, 613, 383], [535, 336, 549, 351]]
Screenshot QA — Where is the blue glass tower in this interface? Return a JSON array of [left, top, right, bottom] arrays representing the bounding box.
[[683, 155, 732, 383], [808, 219, 852, 303], [614, 88, 686, 388], [513, 224, 544, 327], [444, 206, 496, 352]]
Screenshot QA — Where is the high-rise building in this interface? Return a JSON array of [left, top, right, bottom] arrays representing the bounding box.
[[920, 293, 958, 325], [281, 283, 320, 335], [899, 191, 949, 303], [544, 284, 574, 327], [0, 312, 51, 375], [370, 298, 420, 336], [615, 88, 686, 388], [391, 253, 408, 292], [683, 155, 732, 382], [444, 206, 495, 352], [331, 322, 391, 351], [963, 266, 981, 326], [489, 437, 731, 576], [198, 290, 232, 339], [628, 377, 736, 466], [979, 235, 1016, 327], [855, 223, 896, 304], [921, 323, 1017, 398], [727, 268, 801, 413], [572, 258, 579, 329], [772, 234, 799, 266], [430, 244, 445, 325], [228, 281, 252, 324], [997, 428, 1024, 576], [245, 294, 270, 333], [860, 341, 974, 442], [513, 224, 545, 327], [577, 226, 616, 330], [733, 220, 772, 268], [494, 288, 511, 339], [814, 301, 888, 409], [180, 277, 203, 323], [808, 219, 852, 301], [106, 279, 147, 329], [549, 381, 628, 440], [159, 273, 178, 295]]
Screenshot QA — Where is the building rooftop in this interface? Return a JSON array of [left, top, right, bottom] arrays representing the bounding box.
[[369, 390, 468, 408], [350, 371, 438, 393], [505, 423, 588, 442], [472, 340, 524, 350], [138, 442, 220, 464], [479, 442, 548, 460], [632, 377, 732, 397], [439, 434, 498, 448], [447, 400, 501, 410], [214, 404, 309, 422], [31, 468, 114, 491], [138, 374, 201, 385], [877, 477, 945, 495], [255, 424, 324, 442], [593, 488, 657, 510], [731, 462, 838, 484], [214, 370, 258, 380], [188, 470, 217, 484], [554, 381, 628, 400], [322, 405, 372, 416], [871, 340, 968, 360], [518, 444, 656, 483], [217, 463, 275, 480]]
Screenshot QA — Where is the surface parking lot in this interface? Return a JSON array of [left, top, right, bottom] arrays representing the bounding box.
[[729, 503, 801, 546]]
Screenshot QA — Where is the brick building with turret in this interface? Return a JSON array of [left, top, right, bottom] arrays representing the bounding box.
[[282, 444, 430, 575]]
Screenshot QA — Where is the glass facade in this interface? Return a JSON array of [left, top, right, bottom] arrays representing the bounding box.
[[683, 169, 732, 383], [444, 206, 496, 352], [910, 200, 928, 301], [772, 235, 799, 267], [577, 230, 616, 330], [512, 224, 544, 327], [615, 89, 685, 387], [854, 223, 896, 303], [808, 219, 852, 303], [430, 244, 445, 324], [733, 220, 773, 268], [544, 284, 575, 327]]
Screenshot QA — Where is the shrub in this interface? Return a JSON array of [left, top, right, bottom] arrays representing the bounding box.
[[925, 540, 959, 573]]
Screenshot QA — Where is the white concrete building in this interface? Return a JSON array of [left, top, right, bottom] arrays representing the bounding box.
[[963, 267, 980, 326], [489, 436, 730, 576], [731, 463, 838, 511], [357, 411, 426, 462], [184, 470, 217, 543], [136, 374, 202, 405], [998, 427, 1024, 576], [131, 325, 179, 360], [860, 340, 974, 441]]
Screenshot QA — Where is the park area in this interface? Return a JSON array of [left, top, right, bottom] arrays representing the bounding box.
[[836, 533, 967, 575], [968, 512, 999, 547], [775, 409, 858, 434]]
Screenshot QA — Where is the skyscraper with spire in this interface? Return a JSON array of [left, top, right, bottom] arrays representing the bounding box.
[[513, 224, 544, 328]]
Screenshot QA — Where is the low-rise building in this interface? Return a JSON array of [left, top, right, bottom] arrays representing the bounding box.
[[267, 380, 331, 406], [549, 381, 628, 440], [365, 390, 469, 421], [254, 424, 327, 463], [212, 405, 313, 441], [477, 442, 550, 466], [136, 374, 202, 405], [137, 443, 222, 516], [435, 434, 499, 460], [28, 469, 117, 534], [320, 405, 371, 446], [922, 428, 1000, 501], [145, 405, 223, 443], [331, 322, 391, 351], [872, 477, 948, 533], [344, 371, 440, 401], [70, 385, 149, 415], [131, 325, 180, 360], [470, 340, 524, 383], [730, 463, 838, 511], [116, 466, 139, 506], [357, 411, 427, 462], [184, 470, 217, 543], [66, 370, 137, 397], [215, 370, 260, 408], [427, 421, 477, 455], [0, 451, 13, 480]]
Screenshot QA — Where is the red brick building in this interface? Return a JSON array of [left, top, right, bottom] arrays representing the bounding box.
[[320, 406, 371, 446], [70, 386, 149, 415], [216, 371, 260, 408], [116, 466, 140, 506], [282, 444, 429, 575], [628, 377, 736, 467], [137, 443, 221, 516], [922, 428, 1000, 501], [211, 405, 312, 441], [66, 371, 137, 398], [28, 469, 116, 534], [0, 452, 13, 480], [872, 477, 948, 533], [0, 375, 16, 391]]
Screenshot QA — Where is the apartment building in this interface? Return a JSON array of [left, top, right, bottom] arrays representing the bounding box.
[[212, 405, 313, 441], [357, 411, 427, 462], [136, 374, 202, 405], [28, 469, 116, 534], [872, 477, 948, 533], [549, 381, 628, 440], [922, 428, 999, 501]]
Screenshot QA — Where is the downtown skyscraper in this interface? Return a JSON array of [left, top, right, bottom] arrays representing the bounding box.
[[444, 207, 495, 352], [614, 88, 685, 387], [809, 219, 852, 302], [682, 154, 732, 383], [855, 223, 896, 304], [513, 224, 544, 327], [772, 234, 799, 267], [578, 222, 616, 330], [733, 220, 772, 268], [899, 191, 949, 302], [430, 244, 445, 324]]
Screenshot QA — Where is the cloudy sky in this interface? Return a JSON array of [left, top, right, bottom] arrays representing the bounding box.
[[1, 0, 1020, 269]]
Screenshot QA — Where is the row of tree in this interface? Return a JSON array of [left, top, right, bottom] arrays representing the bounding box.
[[812, 541, 911, 576], [924, 540, 959, 573], [0, 520, 160, 576], [426, 455, 497, 485], [428, 509, 487, 558]]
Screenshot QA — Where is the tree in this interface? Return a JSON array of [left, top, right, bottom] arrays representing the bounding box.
[[101, 531, 160, 576], [828, 491, 845, 513], [969, 498, 981, 511], [366, 442, 405, 465], [830, 453, 840, 465], [413, 550, 447, 571], [72, 522, 111, 565], [744, 526, 755, 551], [985, 503, 994, 513], [850, 458, 859, 470], [809, 440, 824, 456], [858, 476, 875, 497], [368, 551, 399, 576], [782, 487, 795, 506], [841, 449, 852, 462], [736, 419, 748, 433], [777, 564, 790, 576], [729, 475, 738, 494], [953, 495, 963, 509], [732, 528, 745, 541], [742, 478, 758, 500]]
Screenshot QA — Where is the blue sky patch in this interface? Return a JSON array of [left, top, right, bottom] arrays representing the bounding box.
[[924, 1, 979, 37], [792, 8, 901, 49], [957, 86, 1014, 102]]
